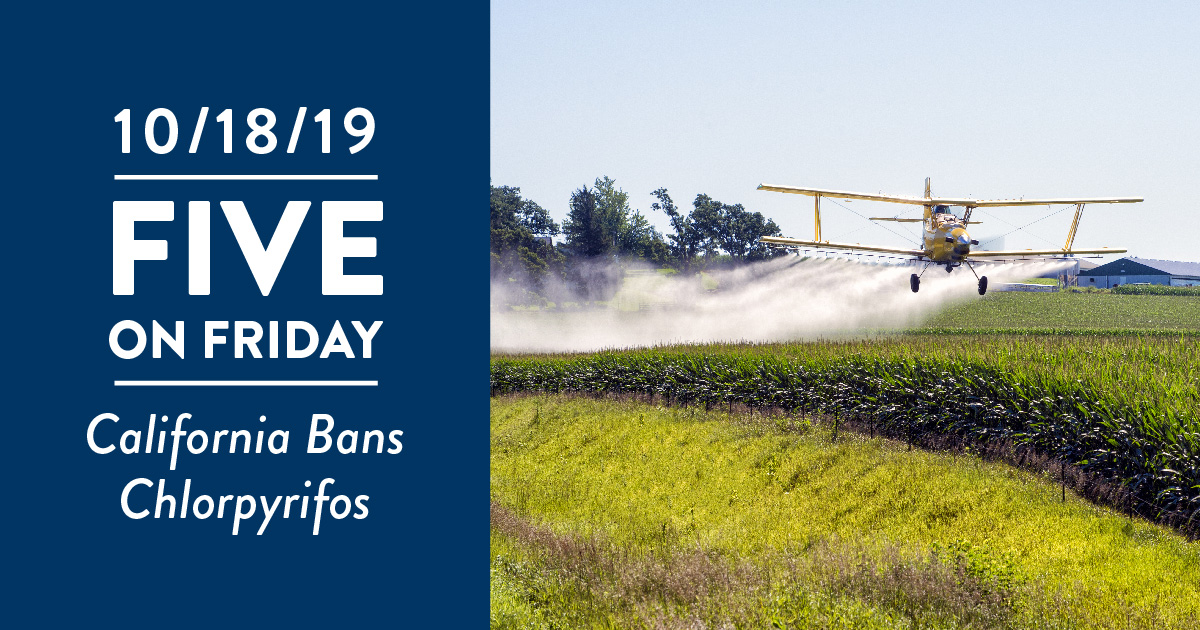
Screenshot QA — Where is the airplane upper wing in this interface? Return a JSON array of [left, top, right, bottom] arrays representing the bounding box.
[[967, 197, 1143, 207], [757, 184, 929, 205], [758, 236, 924, 257], [758, 184, 1142, 207], [967, 247, 1127, 258]]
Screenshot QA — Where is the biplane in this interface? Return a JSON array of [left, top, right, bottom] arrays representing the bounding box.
[[757, 178, 1141, 294]]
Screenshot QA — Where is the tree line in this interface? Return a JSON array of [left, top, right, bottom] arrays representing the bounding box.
[[491, 176, 784, 301]]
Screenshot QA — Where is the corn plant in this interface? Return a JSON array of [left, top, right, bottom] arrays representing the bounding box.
[[492, 337, 1200, 535]]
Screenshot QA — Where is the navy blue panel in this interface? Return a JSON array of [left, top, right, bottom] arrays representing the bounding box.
[[4, 3, 487, 626]]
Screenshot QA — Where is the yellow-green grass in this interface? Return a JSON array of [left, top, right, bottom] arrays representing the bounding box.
[[921, 292, 1200, 332], [492, 395, 1200, 629]]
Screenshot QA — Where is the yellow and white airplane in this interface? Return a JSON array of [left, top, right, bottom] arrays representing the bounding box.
[[757, 178, 1141, 294]]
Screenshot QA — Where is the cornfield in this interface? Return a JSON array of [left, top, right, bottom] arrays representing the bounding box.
[[1112, 284, 1200, 297], [491, 336, 1200, 535]]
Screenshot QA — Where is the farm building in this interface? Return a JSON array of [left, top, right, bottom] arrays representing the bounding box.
[[1078, 257, 1200, 288]]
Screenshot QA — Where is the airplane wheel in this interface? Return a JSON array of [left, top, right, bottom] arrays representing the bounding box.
[[910, 273, 920, 293], [978, 276, 988, 296]]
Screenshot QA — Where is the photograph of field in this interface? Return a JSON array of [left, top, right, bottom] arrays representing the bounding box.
[[491, 324, 1199, 628], [491, 2, 1200, 628]]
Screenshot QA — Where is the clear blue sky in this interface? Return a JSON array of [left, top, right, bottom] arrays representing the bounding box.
[[492, 1, 1200, 262]]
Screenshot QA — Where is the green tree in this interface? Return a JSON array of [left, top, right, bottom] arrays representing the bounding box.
[[691, 194, 783, 261], [619, 209, 669, 264], [652, 187, 701, 270], [517, 199, 559, 237], [740, 213, 784, 261], [490, 184, 562, 296], [593, 176, 629, 252], [688, 194, 726, 257], [563, 185, 609, 258], [490, 185, 521, 232], [590, 176, 670, 263], [653, 189, 783, 269]]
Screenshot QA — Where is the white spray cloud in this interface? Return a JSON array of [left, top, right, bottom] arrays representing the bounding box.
[[491, 256, 1072, 354]]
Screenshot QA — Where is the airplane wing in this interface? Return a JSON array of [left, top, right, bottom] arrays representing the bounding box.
[[967, 197, 1142, 207], [759, 184, 1143, 207], [966, 247, 1127, 258], [870, 217, 983, 224], [759, 236, 924, 256], [757, 184, 929, 205]]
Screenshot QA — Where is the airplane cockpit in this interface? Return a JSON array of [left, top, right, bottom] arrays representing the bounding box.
[[932, 205, 961, 227]]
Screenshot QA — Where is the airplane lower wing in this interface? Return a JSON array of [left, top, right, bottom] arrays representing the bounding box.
[[966, 247, 1127, 258], [758, 236, 924, 257]]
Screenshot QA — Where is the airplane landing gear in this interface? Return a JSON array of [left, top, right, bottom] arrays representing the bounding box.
[[964, 261, 986, 295], [945, 264, 954, 273], [910, 273, 920, 293]]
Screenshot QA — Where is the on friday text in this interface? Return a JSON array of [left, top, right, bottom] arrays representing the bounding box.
[[109, 320, 382, 359]]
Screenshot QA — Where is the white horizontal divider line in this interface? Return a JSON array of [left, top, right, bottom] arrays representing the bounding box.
[[114, 174, 378, 181], [115, 380, 378, 387]]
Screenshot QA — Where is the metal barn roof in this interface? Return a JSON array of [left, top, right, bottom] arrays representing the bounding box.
[[1079, 257, 1200, 277], [1129, 257, 1200, 277]]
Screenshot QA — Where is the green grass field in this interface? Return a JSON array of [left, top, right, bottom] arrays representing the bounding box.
[[492, 396, 1200, 629], [491, 292, 1200, 627], [920, 291, 1200, 332], [493, 335, 1200, 522]]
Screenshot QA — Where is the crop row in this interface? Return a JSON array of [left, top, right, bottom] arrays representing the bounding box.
[[1104, 283, 1200, 296], [491, 352, 1199, 534], [1111, 284, 1200, 297], [921, 292, 1200, 332]]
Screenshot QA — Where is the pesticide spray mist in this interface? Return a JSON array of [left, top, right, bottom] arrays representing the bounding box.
[[491, 256, 1072, 354]]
